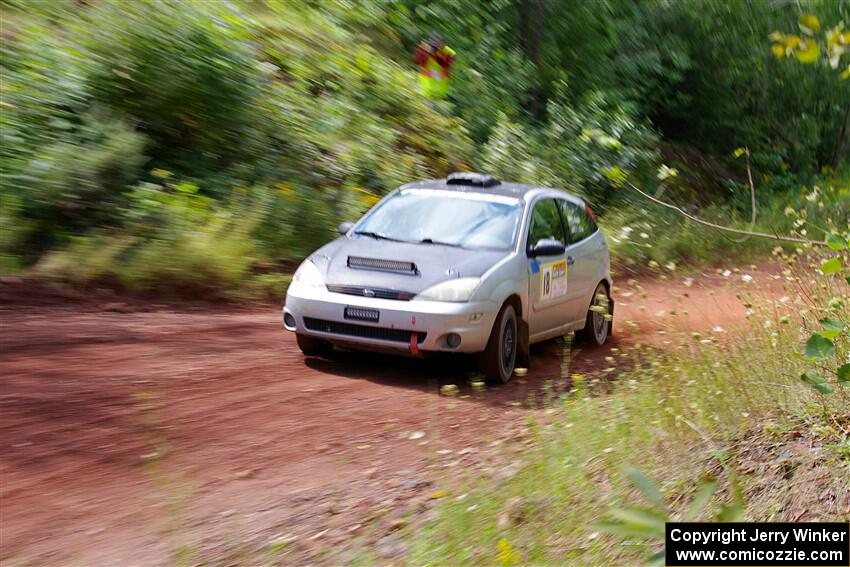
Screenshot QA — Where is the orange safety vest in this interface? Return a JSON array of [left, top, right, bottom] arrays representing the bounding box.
[[413, 45, 455, 99]]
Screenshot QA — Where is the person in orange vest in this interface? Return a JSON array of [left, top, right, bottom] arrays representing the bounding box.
[[413, 33, 455, 99]]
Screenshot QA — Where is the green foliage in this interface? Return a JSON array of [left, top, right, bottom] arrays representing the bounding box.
[[820, 256, 843, 274], [799, 308, 849, 395], [599, 466, 743, 565], [800, 371, 834, 394], [804, 334, 836, 361], [544, 91, 659, 208], [0, 192, 32, 272], [770, 14, 850, 78], [13, 113, 145, 246], [83, 2, 262, 174], [0, 0, 471, 292], [35, 177, 262, 295], [615, 1, 849, 172], [607, 174, 849, 271], [622, 466, 665, 510], [826, 233, 849, 250], [479, 90, 658, 210], [1, 0, 847, 295], [479, 113, 551, 186]]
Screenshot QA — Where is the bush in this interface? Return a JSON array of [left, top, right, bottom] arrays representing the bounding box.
[[1, 0, 473, 291], [479, 90, 659, 212], [479, 113, 553, 186], [605, 175, 850, 271], [81, 1, 264, 179], [35, 177, 263, 295], [21, 113, 145, 230], [544, 90, 659, 210]]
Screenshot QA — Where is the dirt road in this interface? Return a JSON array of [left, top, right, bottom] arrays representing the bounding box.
[[0, 266, 788, 566]]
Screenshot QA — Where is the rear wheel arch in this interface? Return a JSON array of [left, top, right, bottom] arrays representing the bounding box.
[[577, 281, 613, 345], [584, 278, 611, 312]]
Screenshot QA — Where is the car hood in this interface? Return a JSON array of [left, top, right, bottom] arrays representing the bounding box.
[[311, 237, 511, 294]]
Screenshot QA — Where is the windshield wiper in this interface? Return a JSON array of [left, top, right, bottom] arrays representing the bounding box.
[[353, 230, 403, 242], [419, 238, 464, 248]]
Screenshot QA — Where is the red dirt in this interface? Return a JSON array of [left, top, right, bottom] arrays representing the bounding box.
[[0, 265, 790, 566]]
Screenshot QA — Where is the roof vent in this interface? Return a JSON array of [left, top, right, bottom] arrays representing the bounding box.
[[446, 172, 501, 188]]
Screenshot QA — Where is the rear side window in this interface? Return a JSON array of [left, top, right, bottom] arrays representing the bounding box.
[[527, 199, 566, 248], [559, 200, 597, 243]]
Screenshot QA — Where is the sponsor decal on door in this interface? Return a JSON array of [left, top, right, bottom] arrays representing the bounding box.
[[540, 260, 567, 300]]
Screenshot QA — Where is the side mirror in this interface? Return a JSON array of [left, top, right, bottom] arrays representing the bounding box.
[[528, 238, 566, 258], [338, 221, 355, 235]]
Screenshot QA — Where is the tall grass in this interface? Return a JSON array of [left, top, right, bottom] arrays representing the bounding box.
[[604, 176, 849, 272], [403, 260, 848, 566]]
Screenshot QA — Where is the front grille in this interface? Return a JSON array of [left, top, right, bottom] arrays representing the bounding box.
[[327, 284, 414, 301], [344, 306, 380, 322], [347, 256, 418, 275], [304, 317, 426, 344]]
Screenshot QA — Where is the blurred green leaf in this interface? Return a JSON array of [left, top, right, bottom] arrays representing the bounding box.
[[683, 480, 717, 521], [820, 257, 842, 275], [816, 329, 842, 340], [609, 507, 666, 530], [820, 318, 846, 332], [801, 371, 834, 394], [825, 234, 848, 250], [602, 166, 629, 187], [648, 550, 666, 566], [716, 502, 745, 522], [791, 352, 815, 364], [624, 466, 665, 510], [798, 14, 821, 34], [837, 364, 850, 383], [596, 520, 662, 539], [804, 334, 835, 360], [795, 41, 821, 63]]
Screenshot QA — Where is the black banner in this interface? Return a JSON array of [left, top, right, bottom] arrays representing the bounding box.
[[666, 523, 849, 566]]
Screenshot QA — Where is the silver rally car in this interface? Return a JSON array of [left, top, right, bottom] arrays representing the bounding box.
[[283, 172, 613, 383]]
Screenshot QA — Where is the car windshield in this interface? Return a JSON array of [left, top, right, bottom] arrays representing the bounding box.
[[353, 189, 523, 250]]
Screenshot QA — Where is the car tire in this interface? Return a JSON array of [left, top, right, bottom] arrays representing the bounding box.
[[577, 282, 612, 347], [296, 333, 333, 356], [478, 303, 518, 384]]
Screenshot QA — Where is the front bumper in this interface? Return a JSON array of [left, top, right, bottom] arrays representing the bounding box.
[[283, 285, 499, 354]]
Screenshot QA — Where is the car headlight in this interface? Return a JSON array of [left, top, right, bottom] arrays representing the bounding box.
[[289, 259, 326, 290], [415, 277, 481, 302]]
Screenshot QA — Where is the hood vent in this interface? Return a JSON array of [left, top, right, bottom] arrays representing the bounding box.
[[347, 256, 419, 275]]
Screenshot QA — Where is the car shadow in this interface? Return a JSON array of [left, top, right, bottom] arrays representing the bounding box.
[[303, 335, 628, 409]]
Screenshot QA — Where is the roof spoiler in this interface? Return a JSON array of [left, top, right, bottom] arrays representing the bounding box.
[[446, 172, 501, 188]]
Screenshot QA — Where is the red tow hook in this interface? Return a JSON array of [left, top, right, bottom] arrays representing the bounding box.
[[409, 332, 420, 356]]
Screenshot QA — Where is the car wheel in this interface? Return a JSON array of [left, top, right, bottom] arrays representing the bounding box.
[[577, 282, 611, 346], [478, 303, 518, 384], [296, 333, 333, 356]]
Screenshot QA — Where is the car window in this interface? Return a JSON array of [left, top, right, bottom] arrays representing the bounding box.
[[559, 200, 597, 243], [354, 190, 522, 251], [527, 199, 566, 248]]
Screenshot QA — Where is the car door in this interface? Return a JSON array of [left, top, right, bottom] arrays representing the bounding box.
[[526, 198, 570, 339], [558, 199, 604, 325]]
